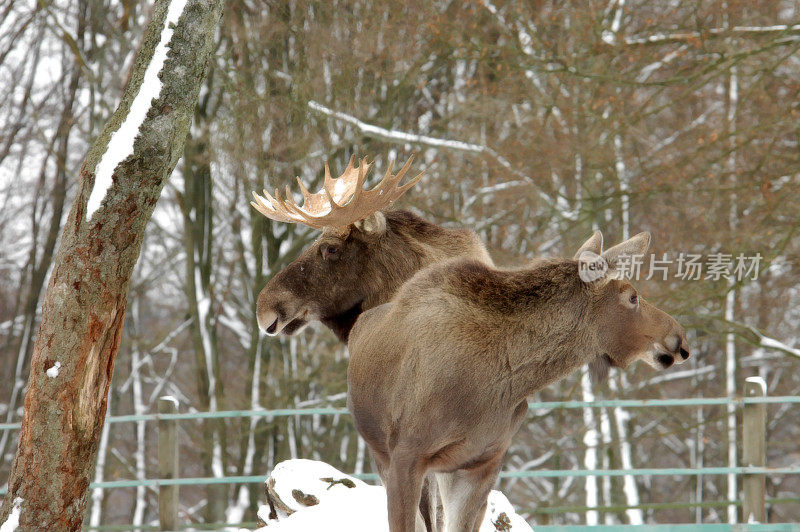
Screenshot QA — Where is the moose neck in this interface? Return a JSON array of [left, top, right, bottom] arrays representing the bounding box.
[[321, 300, 364, 343], [326, 211, 491, 342], [508, 333, 597, 403], [499, 261, 599, 402]]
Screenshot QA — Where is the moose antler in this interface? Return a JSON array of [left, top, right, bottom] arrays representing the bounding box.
[[251, 155, 424, 232]]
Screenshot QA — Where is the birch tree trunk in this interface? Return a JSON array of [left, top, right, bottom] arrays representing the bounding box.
[[0, 0, 223, 528], [724, 11, 740, 523]]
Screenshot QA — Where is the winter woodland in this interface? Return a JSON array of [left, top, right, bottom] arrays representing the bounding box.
[[1, 0, 800, 528]]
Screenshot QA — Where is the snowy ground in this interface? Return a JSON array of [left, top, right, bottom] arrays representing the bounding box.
[[252, 459, 532, 531]]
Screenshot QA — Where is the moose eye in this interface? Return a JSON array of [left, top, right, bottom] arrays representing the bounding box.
[[322, 245, 339, 260]]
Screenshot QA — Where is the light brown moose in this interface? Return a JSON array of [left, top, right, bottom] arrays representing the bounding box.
[[347, 231, 691, 532], [252, 155, 492, 343]]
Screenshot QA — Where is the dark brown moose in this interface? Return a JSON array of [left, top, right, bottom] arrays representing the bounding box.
[[251, 155, 492, 342], [347, 231, 691, 532]]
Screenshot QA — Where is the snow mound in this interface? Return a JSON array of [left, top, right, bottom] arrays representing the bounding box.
[[254, 459, 532, 531]]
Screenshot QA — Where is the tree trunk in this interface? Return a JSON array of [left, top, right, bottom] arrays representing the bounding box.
[[180, 130, 229, 522], [0, 0, 223, 529]]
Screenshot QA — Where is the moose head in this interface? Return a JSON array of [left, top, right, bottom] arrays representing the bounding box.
[[250, 156, 490, 342], [574, 230, 690, 380]]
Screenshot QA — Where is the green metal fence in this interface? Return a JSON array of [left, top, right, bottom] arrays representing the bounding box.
[[1, 395, 799, 529]]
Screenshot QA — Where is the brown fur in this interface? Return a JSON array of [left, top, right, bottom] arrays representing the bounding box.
[[347, 232, 690, 532], [256, 209, 492, 342]]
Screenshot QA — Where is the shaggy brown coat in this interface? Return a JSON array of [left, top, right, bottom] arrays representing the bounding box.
[[347, 231, 690, 532]]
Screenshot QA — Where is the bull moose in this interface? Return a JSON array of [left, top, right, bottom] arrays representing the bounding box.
[[251, 155, 492, 343]]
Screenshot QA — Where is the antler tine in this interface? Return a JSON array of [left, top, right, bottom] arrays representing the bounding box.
[[295, 176, 313, 202], [371, 154, 414, 200], [378, 158, 396, 189], [251, 188, 317, 226], [251, 190, 281, 218], [386, 155, 412, 189], [281, 185, 307, 217], [280, 186, 322, 222], [250, 154, 422, 231], [396, 169, 426, 195], [273, 187, 323, 227], [347, 157, 370, 207], [323, 160, 335, 188], [250, 192, 273, 218], [323, 156, 345, 207], [325, 155, 355, 197]]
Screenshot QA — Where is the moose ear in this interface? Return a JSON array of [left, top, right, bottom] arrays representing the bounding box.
[[353, 211, 387, 236], [602, 231, 651, 269], [573, 230, 603, 259]]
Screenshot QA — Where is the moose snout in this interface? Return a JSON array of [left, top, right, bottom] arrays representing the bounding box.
[[665, 328, 690, 364], [679, 345, 690, 360], [655, 327, 689, 369], [256, 284, 292, 336], [256, 286, 311, 337], [258, 309, 280, 335]]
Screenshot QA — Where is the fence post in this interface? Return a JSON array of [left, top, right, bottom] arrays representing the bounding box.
[[159, 396, 179, 530], [742, 377, 767, 523]]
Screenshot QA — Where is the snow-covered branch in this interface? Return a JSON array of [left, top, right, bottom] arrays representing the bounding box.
[[617, 24, 800, 46], [307, 100, 558, 206], [744, 325, 800, 359], [308, 100, 488, 154]]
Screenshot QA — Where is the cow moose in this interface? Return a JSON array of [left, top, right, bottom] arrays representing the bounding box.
[[251, 155, 492, 343], [347, 230, 691, 532]]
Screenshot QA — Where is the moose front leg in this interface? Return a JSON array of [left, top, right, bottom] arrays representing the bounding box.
[[436, 451, 506, 532], [419, 473, 442, 532], [385, 454, 427, 532]]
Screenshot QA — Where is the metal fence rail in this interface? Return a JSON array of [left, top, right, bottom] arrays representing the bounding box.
[[2, 395, 798, 431], [75, 524, 800, 532], [1, 393, 798, 528]]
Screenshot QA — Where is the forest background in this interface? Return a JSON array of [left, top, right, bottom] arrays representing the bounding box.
[[1, 0, 799, 527]]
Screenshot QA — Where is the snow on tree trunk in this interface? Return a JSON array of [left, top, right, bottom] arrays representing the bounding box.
[[0, 0, 223, 528], [130, 302, 147, 531]]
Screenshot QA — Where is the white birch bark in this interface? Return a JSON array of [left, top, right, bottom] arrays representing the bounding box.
[[725, 20, 740, 519], [131, 313, 147, 531], [581, 369, 600, 525], [612, 130, 644, 523]]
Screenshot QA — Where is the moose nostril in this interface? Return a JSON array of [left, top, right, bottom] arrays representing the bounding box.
[[679, 347, 690, 360], [658, 353, 674, 368], [266, 318, 279, 335]]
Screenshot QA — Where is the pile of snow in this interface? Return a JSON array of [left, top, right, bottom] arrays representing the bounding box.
[[253, 459, 532, 531]]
